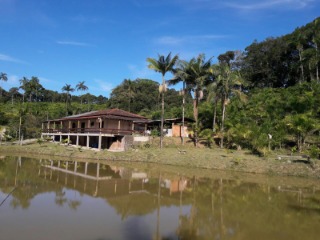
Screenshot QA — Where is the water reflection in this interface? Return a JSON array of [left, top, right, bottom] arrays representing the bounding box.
[[0, 155, 320, 240]]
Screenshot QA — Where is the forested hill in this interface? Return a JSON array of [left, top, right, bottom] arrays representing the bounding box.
[[239, 17, 319, 88]]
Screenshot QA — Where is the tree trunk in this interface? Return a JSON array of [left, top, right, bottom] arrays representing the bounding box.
[[298, 47, 305, 84], [212, 98, 217, 131], [160, 76, 165, 149], [18, 116, 22, 146], [181, 82, 185, 145], [220, 96, 226, 148], [193, 97, 199, 147], [315, 41, 319, 82]]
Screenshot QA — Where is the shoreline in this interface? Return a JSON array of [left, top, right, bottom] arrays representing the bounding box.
[[0, 141, 319, 179]]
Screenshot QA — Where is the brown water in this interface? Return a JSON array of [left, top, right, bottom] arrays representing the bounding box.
[[0, 155, 320, 240]]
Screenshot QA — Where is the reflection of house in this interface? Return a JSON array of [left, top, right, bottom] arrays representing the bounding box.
[[41, 109, 148, 151], [162, 179, 188, 195]]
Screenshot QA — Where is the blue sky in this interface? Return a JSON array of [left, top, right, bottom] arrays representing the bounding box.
[[0, 0, 319, 97]]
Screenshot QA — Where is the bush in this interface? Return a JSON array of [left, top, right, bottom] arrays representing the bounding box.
[[151, 129, 160, 137], [309, 145, 320, 159]]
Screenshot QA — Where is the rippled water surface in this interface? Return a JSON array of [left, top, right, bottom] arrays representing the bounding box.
[[0, 155, 320, 240]]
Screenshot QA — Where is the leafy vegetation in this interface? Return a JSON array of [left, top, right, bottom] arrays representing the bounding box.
[[1, 17, 320, 156]]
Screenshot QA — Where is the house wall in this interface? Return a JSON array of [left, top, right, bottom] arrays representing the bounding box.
[[172, 125, 189, 137], [105, 119, 118, 129]]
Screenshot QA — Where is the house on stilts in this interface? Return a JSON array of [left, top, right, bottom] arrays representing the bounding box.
[[41, 108, 148, 151]]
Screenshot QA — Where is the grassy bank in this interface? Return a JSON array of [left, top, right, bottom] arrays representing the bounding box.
[[0, 138, 319, 179]]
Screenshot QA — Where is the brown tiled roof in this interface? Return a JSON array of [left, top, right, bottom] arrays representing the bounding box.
[[45, 108, 148, 122]]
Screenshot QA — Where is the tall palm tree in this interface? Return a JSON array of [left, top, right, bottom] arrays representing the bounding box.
[[168, 60, 190, 145], [169, 54, 213, 146], [62, 84, 75, 115], [212, 63, 245, 148], [19, 77, 29, 102], [29, 76, 42, 102], [179, 54, 213, 146], [9, 87, 20, 105], [147, 52, 179, 149], [123, 79, 135, 112], [76, 81, 89, 105], [188, 54, 213, 126], [0, 72, 8, 98], [206, 81, 219, 132]]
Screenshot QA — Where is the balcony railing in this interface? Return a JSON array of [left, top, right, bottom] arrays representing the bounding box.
[[41, 128, 142, 135]]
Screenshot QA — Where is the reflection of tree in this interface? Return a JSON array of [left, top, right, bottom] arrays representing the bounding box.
[[2, 156, 320, 239], [55, 189, 67, 206], [108, 193, 157, 220], [176, 176, 198, 239], [54, 189, 82, 210], [68, 200, 81, 210]]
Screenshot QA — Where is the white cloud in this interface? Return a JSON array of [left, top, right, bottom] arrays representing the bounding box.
[[93, 79, 113, 94], [70, 15, 101, 24], [56, 41, 92, 47], [127, 64, 156, 79], [0, 53, 26, 64], [39, 77, 53, 84], [225, 0, 314, 10], [155, 35, 228, 46], [7, 74, 19, 86], [0, 74, 20, 90]]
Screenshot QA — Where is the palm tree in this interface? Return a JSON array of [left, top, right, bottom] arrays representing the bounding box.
[[147, 52, 179, 149], [206, 81, 219, 132], [9, 87, 20, 105], [123, 79, 135, 112], [187, 54, 213, 126], [182, 54, 213, 146], [168, 60, 190, 145], [75, 81, 88, 105], [168, 54, 213, 146], [212, 63, 245, 148], [19, 77, 29, 102], [0, 72, 8, 98], [29, 76, 43, 102], [62, 84, 75, 115]]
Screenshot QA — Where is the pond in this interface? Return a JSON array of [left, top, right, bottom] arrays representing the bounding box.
[[0, 155, 320, 240]]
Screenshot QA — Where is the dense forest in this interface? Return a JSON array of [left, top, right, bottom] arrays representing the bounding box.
[[0, 17, 319, 156]]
